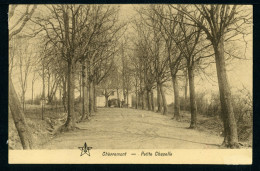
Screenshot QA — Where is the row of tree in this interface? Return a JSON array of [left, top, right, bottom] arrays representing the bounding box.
[[125, 5, 251, 148], [9, 4, 126, 149], [9, 5, 252, 149]]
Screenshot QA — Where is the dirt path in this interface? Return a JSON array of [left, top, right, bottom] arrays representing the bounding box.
[[42, 108, 223, 149]]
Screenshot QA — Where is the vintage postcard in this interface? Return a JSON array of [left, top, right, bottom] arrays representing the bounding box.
[[8, 4, 252, 164]]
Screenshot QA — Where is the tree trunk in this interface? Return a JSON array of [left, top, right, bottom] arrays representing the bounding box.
[[160, 84, 167, 115], [172, 75, 180, 120], [31, 80, 34, 105], [141, 91, 145, 110], [105, 96, 109, 107], [22, 91, 25, 111], [135, 96, 138, 109], [59, 88, 62, 105], [86, 80, 90, 118], [157, 83, 162, 113], [81, 62, 89, 120], [47, 74, 50, 103], [126, 88, 129, 108], [123, 89, 126, 104], [79, 72, 81, 102], [213, 37, 238, 148], [188, 66, 197, 129], [65, 60, 76, 129], [42, 65, 45, 100], [62, 77, 67, 113], [9, 78, 33, 149], [135, 87, 138, 109], [117, 88, 120, 107], [151, 90, 154, 111], [184, 68, 188, 110], [81, 64, 85, 120], [137, 92, 140, 108], [89, 80, 94, 115], [146, 89, 151, 110], [104, 89, 109, 107], [86, 61, 90, 118], [94, 84, 97, 112]]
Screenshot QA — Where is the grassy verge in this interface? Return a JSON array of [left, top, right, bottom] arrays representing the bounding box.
[[8, 104, 67, 149], [167, 105, 252, 147]]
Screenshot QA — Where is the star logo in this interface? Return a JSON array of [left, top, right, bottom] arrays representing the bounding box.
[[78, 142, 92, 156]]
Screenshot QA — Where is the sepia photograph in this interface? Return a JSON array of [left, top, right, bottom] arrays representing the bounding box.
[[8, 4, 253, 164]]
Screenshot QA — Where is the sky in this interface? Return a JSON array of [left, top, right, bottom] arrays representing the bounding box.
[[10, 4, 253, 104]]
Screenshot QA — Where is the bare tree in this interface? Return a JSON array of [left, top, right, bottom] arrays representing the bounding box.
[[99, 64, 119, 107], [9, 77, 34, 149], [149, 5, 184, 120], [32, 5, 121, 129], [31, 67, 39, 105], [9, 5, 37, 40], [9, 5, 37, 149], [120, 41, 133, 108], [15, 37, 33, 111], [135, 8, 171, 115], [169, 5, 252, 147], [74, 5, 123, 117]]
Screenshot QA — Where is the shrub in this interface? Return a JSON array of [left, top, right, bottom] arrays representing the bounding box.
[[179, 96, 190, 111]]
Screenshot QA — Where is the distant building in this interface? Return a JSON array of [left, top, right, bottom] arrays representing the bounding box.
[[96, 88, 132, 107]]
